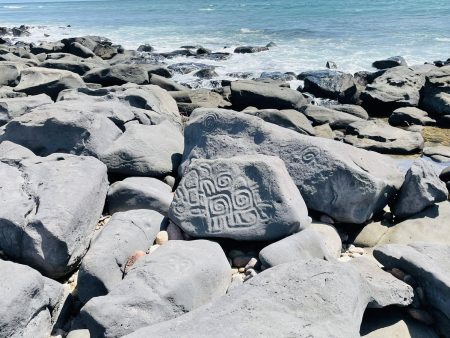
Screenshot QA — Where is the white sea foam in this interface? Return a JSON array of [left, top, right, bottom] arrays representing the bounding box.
[[435, 37, 450, 42], [239, 28, 261, 34], [199, 8, 215, 11], [3, 5, 24, 9]]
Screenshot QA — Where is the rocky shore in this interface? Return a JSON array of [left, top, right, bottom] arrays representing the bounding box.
[[0, 26, 449, 338]]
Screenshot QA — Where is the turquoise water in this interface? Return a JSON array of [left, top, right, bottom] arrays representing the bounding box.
[[0, 0, 449, 75]]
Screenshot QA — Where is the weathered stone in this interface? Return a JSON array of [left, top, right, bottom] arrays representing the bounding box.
[[299, 70, 357, 103], [310, 221, 342, 257], [74, 240, 230, 338], [230, 80, 307, 110], [0, 259, 65, 338], [170, 155, 309, 240], [124, 259, 371, 338], [349, 256, 413, 308], [389, 107, 435, 126], [372, 56, 408, 70], [243, 108, 315, 135], [302, 104, 364, 129], [107, 177, 173, 215], [259, 228, 331, 268], [149, 73, 189, 91], [423, 146, 450, 163], [420, 65, 450, 118], [181, 109, 404, 224], [0, 142, 108, 278], [361, 67, 425, 114], [392, 159, 448, 219], [0, 94, 53, 126], [77, 210, 165, 303], [355, 202, 450, 247], [326, 103, 369, 119], [83, 64, 149, 86], [344, 119, 424, 154], [13, 67, 86, 100], [0, 62, 24, 86], [100, 121, 184, 177], [40, 59, 100, 76]]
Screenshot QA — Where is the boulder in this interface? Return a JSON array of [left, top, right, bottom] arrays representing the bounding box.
[[0, 94, 53, 126], [349, 256, 413, 308], [423, 145, 450, 163], [40, 59, 100, 76], [13, 67, 86, 100], [0, 259, 65, 338], [354, 202, 450, 247], [361, 66, 425, 114], [233, 46, 269, 53], [230, 80, 307, 111], [0, 62, 24, 86], [172, 89, 232, 114], [107, 177, 173, 215], [344, 119, 424, 154], [392, 159, 448, 219], [30, 41, 65, 54], [93, 43, 118, 60], [299, 70, 357, 103], [170, 155, 309, 240], [67, 42, 96, 58], [310, 221, 342, 257], [0, 142, 108, 278], [83, 64, 149, 86], [74, 240, 231, 338], [100, 121, 184, 177], [302, 104, 364, 129], [259, 228, 331, 268], [77, 210, 165, 303], [137, 44, 154, 52], [372, 56, 407, 70], [124, 259, 371, 338], [149, 73, 189, 91], [420, 65, 450, 118], [243, 108, 315, 135], [374, 243, 450, 335], [193, 68, 218, 79], [181, 109, 404, 224], [326, 103, 369, 119], [389, 107, 435, 126]]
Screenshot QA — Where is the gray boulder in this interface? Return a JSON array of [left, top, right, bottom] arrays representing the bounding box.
[[77, 210, 166, 304], [124, 259, 371, 338], [149, 73, 189, 91], [243, 108, 315, 135], [0, 142, 108, 278], [299, 70, 357, 103], [310, 221, 342, 257], [372, 56, 407, 69], [107, 177, 173, 215], [344, 119, 424, 154], [389, 107, 435, 126], [100, 121, 184, 177], [354, 202, 450, 247], [392, 159, 448, 219], [374, 243, 450, 335], [170, 155, 309, 240], [74, 240, 231, 338], [423, 145, 450, 163], [326, 103, 369, 119], [13, 67, 87, 100], [361, 66, 425, 113], [40, 59, 101, 76], [0, 259, 65, 338], [0, 94, 53, 126], [259, 228, 331, 268], [302, 104, 364, 129], [420, 65, 450, 119], [230, 80, 307, 110], [234, 46, 269, 53], [0, 62, 24, 86], [181, 109, 404, 224], [83, 64, 149, 86], [349, 256, 413, 308]]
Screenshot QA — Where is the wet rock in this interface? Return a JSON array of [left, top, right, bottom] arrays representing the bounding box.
[[76, 210, 165, 303], [181, 109, 404, 223], [392, 159, 448, 219], [372, 56, 407, 70], [193, 68, 218, 79], [74, 240, 230, 338], [326, 61, 337, 69], [234, 46, 269, 53], [0, 142, 108, 278], [137, 44, 154, 52], [125, 259, 371, 338], [344, 119, 424, 154], [170, 155, 309, 240], [107, 177, 173, 215], [0, 259, 65, 338], [230, 80, 307, 110]]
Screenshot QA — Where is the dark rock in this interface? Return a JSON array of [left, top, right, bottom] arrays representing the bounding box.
[[440, 166, 450, 182], [107, 177, 173, 215], [68, 42, 96, 58], [168, 62, 212, 75], [93, 43, 118, 60], [149, 73, 188, 91], [170, 155, 309, 240], [76, 210, 165, 303], [180, 109, 404, 224], [193, 68, 218, 79], [259, 71, 296, 81], [389, 107, 435, 126], [325, 103, 369, 119], [83, 64, 149, 86], [420, 65, 450, 119], [372, 56, 408, 70], [0, 142, 108, 278], [234, 46, 269, 53], [137, 44, 154, 52], [326, 61, 337, 69]]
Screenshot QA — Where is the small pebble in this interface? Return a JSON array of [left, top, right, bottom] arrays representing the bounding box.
[[155, 231, 168, 245], [244, 257, 258, 270], [348, 246, 364, 255], [408, 308, 434, 325], [149, 244, 160, 254], [245, 268, 257, 276], [238, 267, 245, 273]]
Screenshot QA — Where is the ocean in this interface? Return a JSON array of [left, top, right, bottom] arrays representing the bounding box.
[[1, 0, 449, 77]]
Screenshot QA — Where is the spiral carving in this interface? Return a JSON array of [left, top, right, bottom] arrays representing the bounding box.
[[301, 146, 321, 163]]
